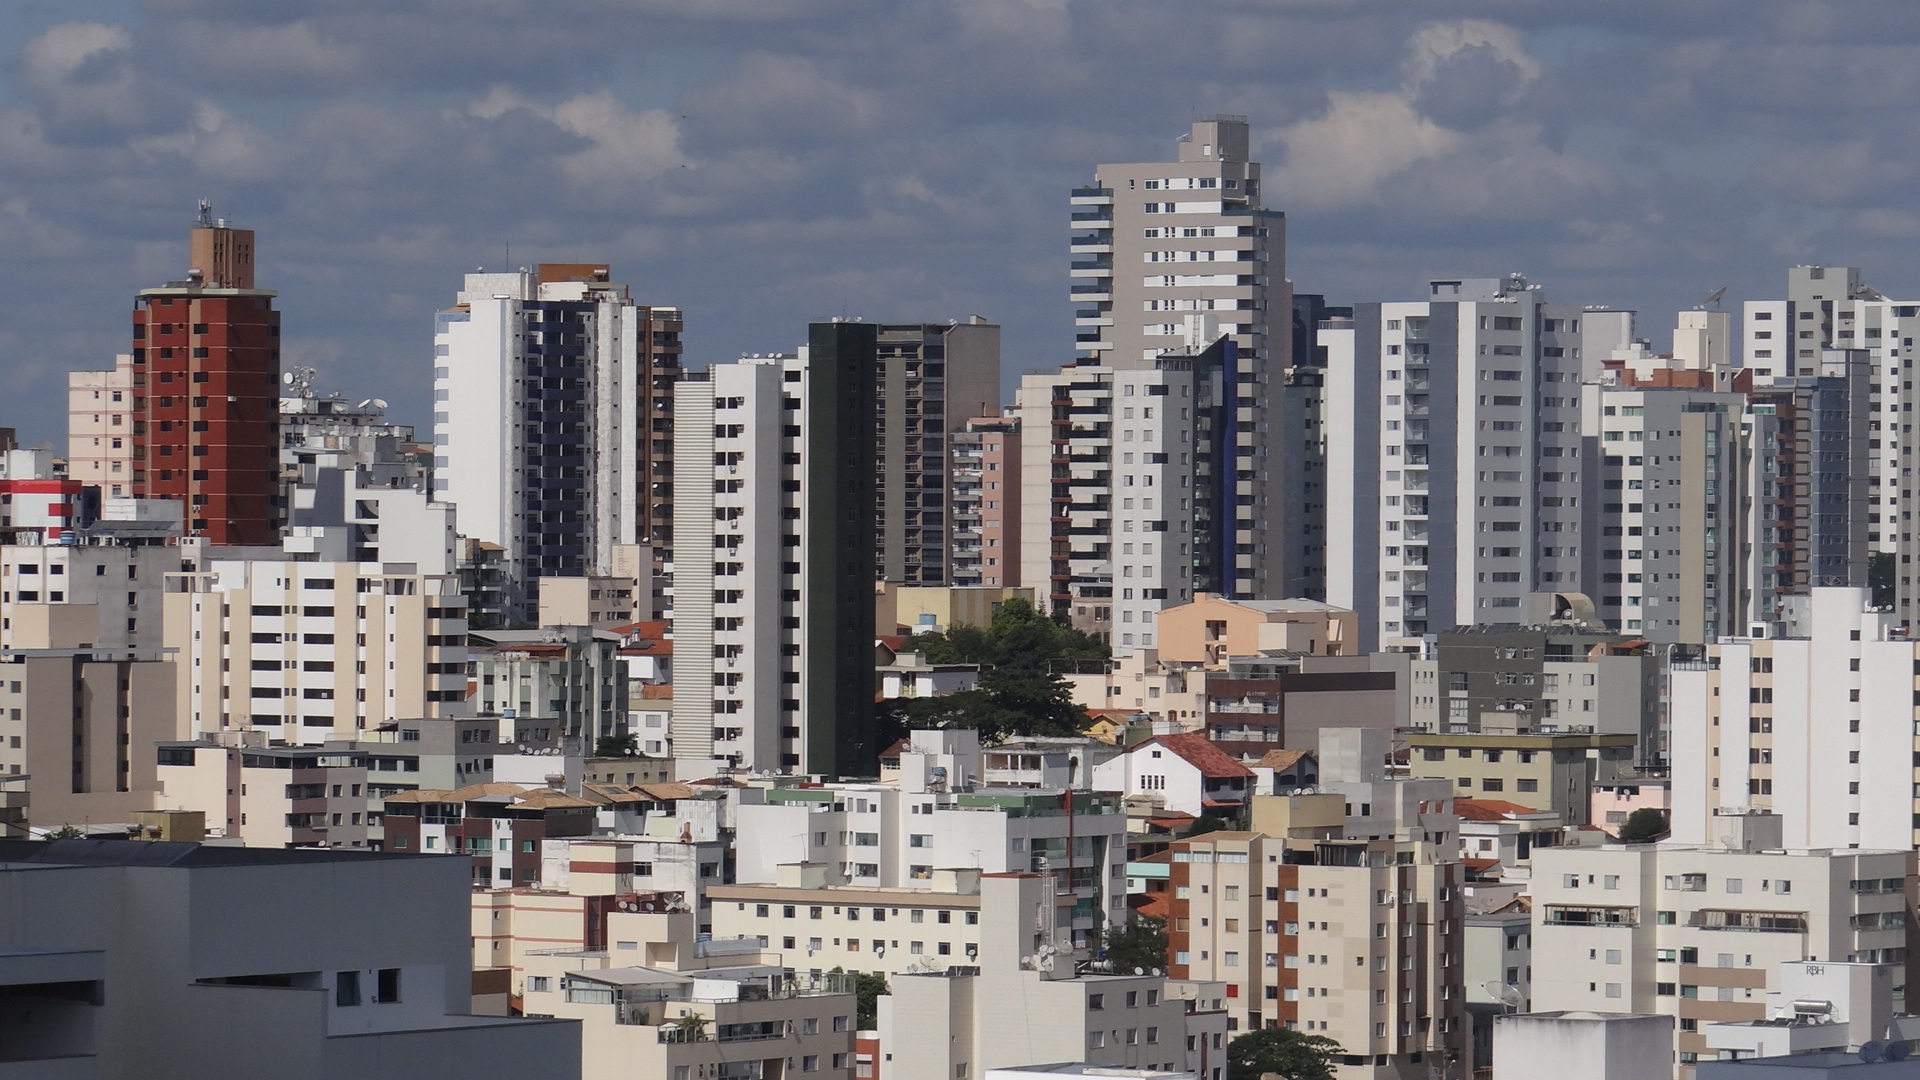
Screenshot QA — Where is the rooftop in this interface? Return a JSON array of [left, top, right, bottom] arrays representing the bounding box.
[[0, 837, 427, 868], [1130, 733, 1254, 779]]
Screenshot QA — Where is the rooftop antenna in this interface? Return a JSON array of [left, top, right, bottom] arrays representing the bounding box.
[[1700, 286, 1727, 311], [196, 199, 214, 228]]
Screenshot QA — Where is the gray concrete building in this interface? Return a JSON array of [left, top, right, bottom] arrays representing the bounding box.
[[874, 320, 1000, 587]]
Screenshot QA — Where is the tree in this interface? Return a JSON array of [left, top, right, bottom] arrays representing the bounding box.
[[852, 971, 888, 1030], [673, 1012, 709, 1041], [1872, 552, 1896, 609], [43, 824, 86, 840], [594, 733, 638, 758], [1226, 1028, 1343, 1080], [1618, 807, 1669, 844], [1185, 814, 1231, 839], [1099, 915, 1168, 973]]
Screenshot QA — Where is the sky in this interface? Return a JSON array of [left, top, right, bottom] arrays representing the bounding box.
[[5, 1, 1920, 446]]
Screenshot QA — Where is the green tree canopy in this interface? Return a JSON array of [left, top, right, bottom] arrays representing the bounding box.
[[1618, 807, 1669, 844], [1099, 915, 1169, 973], [880, 598, 1109, 745], [594, 732, 639, 758], [1226, 1027, 1344, 1080]]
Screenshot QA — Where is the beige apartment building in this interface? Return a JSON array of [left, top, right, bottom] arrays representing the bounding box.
[[1155, 594, 1358, 666], [537, 564, 651, 629], [523, 908, 858, 1080], [164, 558, 469, 745], [1163, 734, 1468, 1078], [1408, 725, 1638, 824], [709, 865, 986, 978], [66, 353, 139, 496], [1529, 812, 1916, 1077], [0, 541, 182, 828]]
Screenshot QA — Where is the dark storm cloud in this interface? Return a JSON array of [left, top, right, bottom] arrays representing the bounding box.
[[6, 1, 1920, 445]]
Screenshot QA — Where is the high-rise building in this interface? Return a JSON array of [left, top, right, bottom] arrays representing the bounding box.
[[670, 324, 879, 776], [1743, 266, 1913, 556], [1074, 117, 1301, 601], [1014, 331, 1243, 651], [67, 353, 139, 497], [1742, 364, 1871, 629], [949, 414, 1021, 588], [163, 559, 469, 746], [1669, 587, 1920, 852], [1529, 813, 1914, 1078], [873, 320, 999, 586], [433, 264, 679, 619], [1322, 275, 1591, 652], [118, 206, 280, 545], [1582, 380, 1749, 642]]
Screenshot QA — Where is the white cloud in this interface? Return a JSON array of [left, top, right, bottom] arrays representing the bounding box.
[[468, 87, 688, 183], [19, 23, 132, 90], [1403, 19, 1541, 87], [1270, 91, 1459, 207]]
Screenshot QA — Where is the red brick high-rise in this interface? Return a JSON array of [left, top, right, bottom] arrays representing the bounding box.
[[129, 204, 280, 544]]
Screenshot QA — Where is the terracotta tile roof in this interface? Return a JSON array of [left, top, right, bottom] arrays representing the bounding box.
[[1462, 857, 1501, 872], [382, 781, 527, 805], [639, 684, 674, 700], [1135, 732, 1255, 779], [512, 789, 598, 811], [879, 738, 912, 762], [1133, 893, 1173, 921], [1454, 798, 1547, 821], [1256, 749, 1312, 772]]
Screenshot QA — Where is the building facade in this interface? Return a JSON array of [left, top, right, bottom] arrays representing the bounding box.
[[433, 264, 679, 618]]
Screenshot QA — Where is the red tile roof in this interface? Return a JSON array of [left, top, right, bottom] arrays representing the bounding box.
[[1454, 798, 1548, 821], [1135, 733, 1255, 779], [638, 684, 673, 700], [1256, 748, 1312, 772]]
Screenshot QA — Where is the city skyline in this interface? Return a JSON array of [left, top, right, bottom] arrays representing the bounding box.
[[5, 3, 1920, 445]]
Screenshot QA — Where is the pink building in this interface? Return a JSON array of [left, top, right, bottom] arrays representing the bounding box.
[[1589, 778, 1669, 837], [950, 415, 1020, 588]]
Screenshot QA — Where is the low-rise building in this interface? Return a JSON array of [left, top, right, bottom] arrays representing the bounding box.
[[0, 837, 579, 1079], [1494, 1011, 1675, 1080], [1408, 725, 1638, 825], [1090, 733, 1254, 819], [710, 865, 986, 977], [1529, 812, 1917, 1075], [1154, 595, 1359, 665], [524, 908, 856, 1080], [471, 626, 629, 748]]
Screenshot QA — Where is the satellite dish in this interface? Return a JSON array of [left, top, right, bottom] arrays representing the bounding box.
[[283, 372, 295, 385], [356, 399, 373, 410], [1134, 967, 1145, 976], [1889, 1043, 1912, 1062], [371, 399, 389, 410], [1860, 1041, 1884, 1063]]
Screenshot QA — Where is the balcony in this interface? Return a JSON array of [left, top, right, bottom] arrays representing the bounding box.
[[1541, 905, 1637, 927], [1688, 910, 1808, 933]]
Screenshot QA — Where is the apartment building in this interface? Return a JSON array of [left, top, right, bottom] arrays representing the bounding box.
[[873, 320, 1001, 586], [1669, 587, 1920, 852], [1584, 381, 1749, 642], [1408, 726, 1637, 824], [432, 264, 680, 618], [710, 865, 986, 978], [950, 415, 1021, 588], [1164, 733, 1466, 1068], [1154, 594, 1357, 664], [536, 567, 650, 629], [524, 909, 855, 1080], [1072, 118, 1304, 605], [880, 872, 1232, 1080], [1322, 275, 1597, 652], [1195, 656, 1399, 763], [1743, 363, 1872, 628], [0, 837, 579, 1079], [670, 326, 881, 776], [120, 208, 282, 545], [470, 626, 628, 748], [68, 352, 139, 496], [1529, 812, 1915, 1077], [1744, 265, 1916, 556], [735, 730, 1129, 948], [1014, 333, 1243, 649], [163, 559, 469, 745], [383, 782, 597, 886], [1406, 617, 1658, 750]]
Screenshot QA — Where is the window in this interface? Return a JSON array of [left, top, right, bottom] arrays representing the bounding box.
[[529, 976, 551, 993], [376, 968, 401, 1003], [336, 971, 362, 1007]]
